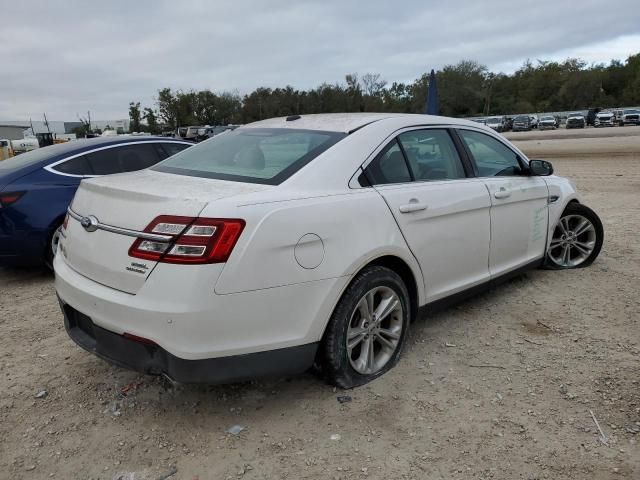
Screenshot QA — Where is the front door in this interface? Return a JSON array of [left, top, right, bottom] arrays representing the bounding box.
[[365, 128, 492, 302], [456, 128, 549, 277]]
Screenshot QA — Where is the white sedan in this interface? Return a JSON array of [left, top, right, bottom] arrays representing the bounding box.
[[54, 113, 604, 387]]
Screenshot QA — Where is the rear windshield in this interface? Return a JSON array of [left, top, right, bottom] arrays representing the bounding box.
[[152, 128, 345, 185]]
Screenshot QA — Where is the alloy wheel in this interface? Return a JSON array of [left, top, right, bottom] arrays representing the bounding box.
[[547, 214, 596, 267], [346, 286, 403, 375], [51, 226, 62, 258]]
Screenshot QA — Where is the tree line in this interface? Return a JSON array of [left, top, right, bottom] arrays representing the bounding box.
[[129, 53, 640, 132]]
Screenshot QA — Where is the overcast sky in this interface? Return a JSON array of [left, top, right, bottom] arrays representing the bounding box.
[[1, 0, 639, 120]]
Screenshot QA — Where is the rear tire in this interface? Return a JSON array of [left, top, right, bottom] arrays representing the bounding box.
[[45, 224, 63, 271], [545, 203, 603, 269], [320, 266, 410, 388]]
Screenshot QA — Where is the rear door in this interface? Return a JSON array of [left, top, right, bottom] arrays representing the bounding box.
[[364, 128, 492, 301], [456, 128, 549, 277]]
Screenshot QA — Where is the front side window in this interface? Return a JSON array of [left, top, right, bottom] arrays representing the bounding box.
[[397, 129, 466, 181], [153, 128, 345, 185], [458, 129, 523, 177]]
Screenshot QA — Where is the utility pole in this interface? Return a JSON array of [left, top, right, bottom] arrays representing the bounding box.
[[43, 113, 51, 133], [87, 111, 91, 132]]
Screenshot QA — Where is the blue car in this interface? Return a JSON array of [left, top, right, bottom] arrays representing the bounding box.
[[0, 136, 193, 268]]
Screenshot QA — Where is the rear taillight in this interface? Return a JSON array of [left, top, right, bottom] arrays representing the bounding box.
[[128, 215, 245, 264], [0, 191, 25, 207]]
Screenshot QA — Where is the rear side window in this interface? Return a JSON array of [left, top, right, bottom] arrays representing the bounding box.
[[458, 130, 523, 177], [397, 129, 465, 181], [152, 128, 345, 185], [364, 140, 412, 185], [85, 143, 162, 175], [52, 155, 92, 175], [159, 142, 191, 159]]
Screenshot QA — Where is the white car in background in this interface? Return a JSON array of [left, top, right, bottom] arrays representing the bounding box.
[[538, 115, 558, 130], [55, 113, 604, 387], [594, 111, 615, 127]]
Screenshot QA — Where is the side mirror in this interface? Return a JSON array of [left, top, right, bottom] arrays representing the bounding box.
[[528, 159, 554, 176]]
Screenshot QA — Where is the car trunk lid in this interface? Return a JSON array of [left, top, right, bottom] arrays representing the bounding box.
[[61, 169, 271, 294]]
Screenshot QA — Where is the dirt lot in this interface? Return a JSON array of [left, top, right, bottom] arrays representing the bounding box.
[[1, 127, 639, 480]]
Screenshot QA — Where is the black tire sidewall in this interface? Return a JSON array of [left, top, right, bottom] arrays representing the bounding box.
[[322, 266, 410, 388]]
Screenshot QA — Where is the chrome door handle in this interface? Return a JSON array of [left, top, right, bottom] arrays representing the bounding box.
[[399, 200, 428, 213], [494, 188, 512, 199]]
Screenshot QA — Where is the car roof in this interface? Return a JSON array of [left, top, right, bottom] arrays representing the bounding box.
[[243, 113, 481, 133], [0, 136, 191, 177]]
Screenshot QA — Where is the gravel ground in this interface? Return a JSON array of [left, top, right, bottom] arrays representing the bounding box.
[[1, 127, 639, 479]]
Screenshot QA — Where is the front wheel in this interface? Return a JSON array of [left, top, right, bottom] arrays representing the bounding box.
[[546, 203, 603, 269], [320, 266, 410, 388]]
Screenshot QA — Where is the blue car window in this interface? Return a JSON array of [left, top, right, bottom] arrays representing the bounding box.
[[52, 155, 92, 175], [85, 144, 162, 175], [158, 142, 190, 159]]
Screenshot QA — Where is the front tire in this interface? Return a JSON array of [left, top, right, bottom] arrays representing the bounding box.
[[545, 203, 603, 269], [320, 266, 410, 388]]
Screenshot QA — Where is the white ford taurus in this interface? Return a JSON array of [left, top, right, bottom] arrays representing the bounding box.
[[54, 113, 604, 387]]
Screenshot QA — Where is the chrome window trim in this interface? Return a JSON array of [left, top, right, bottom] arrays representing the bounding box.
[[43, 140, 193, 178], [348, 124, 464, 189], [67, 208, 173, 242]]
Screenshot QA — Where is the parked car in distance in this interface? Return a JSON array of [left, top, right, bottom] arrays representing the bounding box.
[[504, 116, 514, 131], [0, 137, 193, 268], [196, 125, 240, 142], [587, 108, 602, 127], [528, 115, 539, 129], [566, 113, 586, 129], [485, 116, 507, 132], [620, 108, 640, 126], [176, 126, 203, 140], [594, 111, 615, 127], [512, 115, 532, 131], [55, 113, 603, 387], [471, 118, 487, 125], [538, 115, 558, 130]]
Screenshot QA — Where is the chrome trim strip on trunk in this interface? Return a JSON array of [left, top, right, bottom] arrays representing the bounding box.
[[67, 208, 173, 242]]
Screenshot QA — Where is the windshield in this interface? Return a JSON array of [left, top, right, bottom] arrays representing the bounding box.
[[486, 117, 501, 123], [568, 113, 583, 117], [624, 109, 640, 114], [541, 116, 554, 121], [514, 116, 528, 121], [152, 128, 345, 185]]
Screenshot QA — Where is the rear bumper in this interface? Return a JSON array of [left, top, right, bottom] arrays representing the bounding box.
[[60, 299, 318, 384], [55, 253, 345, 358]]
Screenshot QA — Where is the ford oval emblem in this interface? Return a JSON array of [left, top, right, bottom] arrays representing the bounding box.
[[80, 215, 99, 232]]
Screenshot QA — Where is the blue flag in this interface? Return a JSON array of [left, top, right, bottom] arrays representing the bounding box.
[[425, 69, 439, 115]]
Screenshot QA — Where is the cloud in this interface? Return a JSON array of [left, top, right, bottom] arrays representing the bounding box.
[[1, 0, 638, 120]]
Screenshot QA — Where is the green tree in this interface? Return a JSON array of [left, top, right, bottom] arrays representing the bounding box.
[[144, 108, 160, 134], [129, 102, 142, 132]]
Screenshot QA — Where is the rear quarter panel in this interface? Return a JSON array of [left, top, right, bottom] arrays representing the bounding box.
[[212, 189, 422, 298], [0, 169, 78, 260]]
